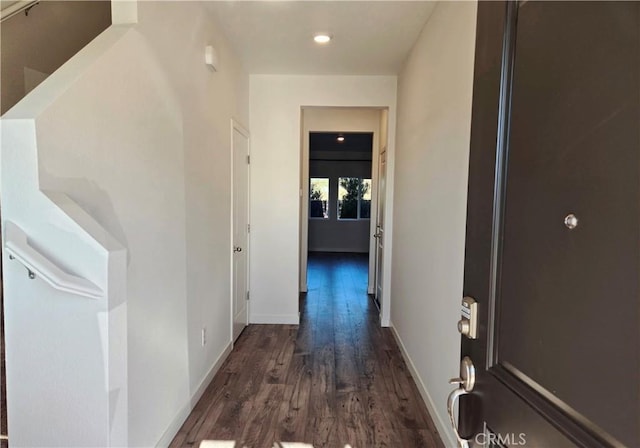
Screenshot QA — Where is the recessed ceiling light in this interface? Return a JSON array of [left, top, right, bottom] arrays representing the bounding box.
[[337, 136, 345, 142], [314, 34, 332, 44]]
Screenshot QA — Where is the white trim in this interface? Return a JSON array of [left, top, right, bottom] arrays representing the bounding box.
[[0, 0, 38, 22], [380, 107, 395, 328], [111, 0, 138, 25], [155, 342, 233, 448], [190, 343, 233, 409], [368, 133, 380, 296], [4, 221, 103, 299], [390, 322, 456, 448], [299, 107, 385, 300], [250, 314, 300, 325], [299, 110, 309, 293], [229, 120, 234, 343]]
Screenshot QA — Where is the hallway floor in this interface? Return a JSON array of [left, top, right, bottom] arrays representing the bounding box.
[[170, 252, 444, 448]]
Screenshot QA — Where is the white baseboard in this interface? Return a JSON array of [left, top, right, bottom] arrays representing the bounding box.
[[250, 314, 300, 325], [389, 322, 456, 448], [156, 342, 233, 447], [190, 343, 233, 408]]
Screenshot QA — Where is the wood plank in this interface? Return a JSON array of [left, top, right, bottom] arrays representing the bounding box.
[[170, 253, 443, 448], [265, 326, 297, 385], [336, 391, 375, 447], [238, 384, 285, 448], [276, 353, 312, 443], [308, 417, 339, 448]]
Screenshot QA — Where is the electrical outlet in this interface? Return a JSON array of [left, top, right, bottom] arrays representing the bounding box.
[[201, 328, 207, 347]]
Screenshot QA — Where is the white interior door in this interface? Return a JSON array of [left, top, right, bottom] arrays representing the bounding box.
[[232, 122, 249, 341], [374, 149, 386, 306]]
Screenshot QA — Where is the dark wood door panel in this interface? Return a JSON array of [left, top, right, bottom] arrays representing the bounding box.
[[460, 0, 508, 438], [485, 373, 578, 448], [462, 1, 640, 447], [496, 3, 640, 446]]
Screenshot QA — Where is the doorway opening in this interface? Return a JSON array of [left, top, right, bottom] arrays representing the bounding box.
[[308, 131, 373, 309], [299, 107, 389, 323]]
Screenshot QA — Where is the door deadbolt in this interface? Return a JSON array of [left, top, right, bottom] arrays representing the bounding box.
[[458, 297, 478, 339]]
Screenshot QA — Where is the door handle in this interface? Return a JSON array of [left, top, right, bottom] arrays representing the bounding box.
[[373, 233, 381, 239], [234, 246, 242, 253], [447, 356, 475, 448], [447, 387, 470, 448]]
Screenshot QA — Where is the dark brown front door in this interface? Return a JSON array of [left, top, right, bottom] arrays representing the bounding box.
[[458, 2, 640, 446]]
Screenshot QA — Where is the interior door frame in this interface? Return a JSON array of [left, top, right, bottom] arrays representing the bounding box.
[[230, 118, 250, 343], [298, 107, 383, 295], [374, 146, 386, 308]]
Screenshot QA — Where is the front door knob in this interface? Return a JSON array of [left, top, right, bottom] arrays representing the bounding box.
[[234, 246, 242, 253], [447, 356, 476, 448]]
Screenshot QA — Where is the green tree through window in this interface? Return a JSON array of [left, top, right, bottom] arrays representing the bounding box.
[[310, 178, 329, 218], [338, 177, 370, 219]]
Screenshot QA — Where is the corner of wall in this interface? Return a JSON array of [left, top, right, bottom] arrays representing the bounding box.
[[155, 341, 233, 448], [389, 322, 456, 447], [111, 0, 138, 25], [250, 313, 300, 325], [390, 2, 478, 448]]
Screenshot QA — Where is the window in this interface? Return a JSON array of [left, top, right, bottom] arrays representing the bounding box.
[[338, 177, 371, 220], [310, 178, 329, 218]]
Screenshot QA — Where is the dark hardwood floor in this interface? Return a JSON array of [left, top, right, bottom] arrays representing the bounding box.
[[171, 252, 444, 448]]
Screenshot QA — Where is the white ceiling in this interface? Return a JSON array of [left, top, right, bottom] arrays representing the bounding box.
[[205, 1, 437, 75]]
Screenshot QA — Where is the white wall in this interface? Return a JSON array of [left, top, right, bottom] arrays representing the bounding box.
[[249, 77, 396, 325], [2, 28, 131, 448], [390, 2, 477, 446], [1, 2, 248, 446]]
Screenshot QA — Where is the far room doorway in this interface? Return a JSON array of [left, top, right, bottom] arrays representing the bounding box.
[[299, 107, 389, 322], [308, 131, 373, 305]]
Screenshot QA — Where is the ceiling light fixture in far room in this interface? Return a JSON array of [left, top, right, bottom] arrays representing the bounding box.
[[314, 34, 332, 44], [337, 135, 345, 142]]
